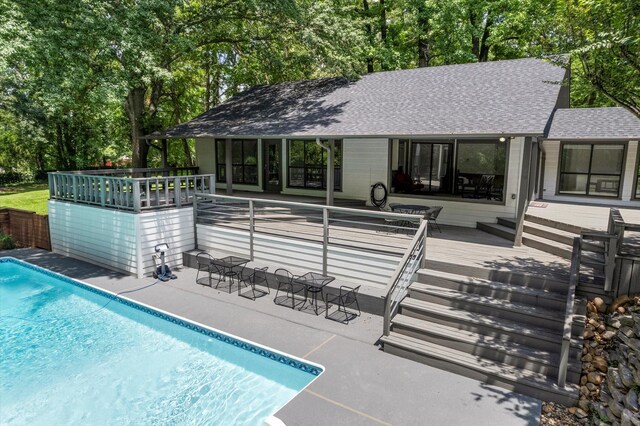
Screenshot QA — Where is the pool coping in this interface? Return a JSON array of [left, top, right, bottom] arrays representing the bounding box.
[[1, 256, 325, 379]]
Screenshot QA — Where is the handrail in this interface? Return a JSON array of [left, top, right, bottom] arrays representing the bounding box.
[[51, 167, 199, 176], [49, 171, 215, 212], [383, 220, 429, 336], [558, 236, 581, 387], [196, 193, 425, 222]]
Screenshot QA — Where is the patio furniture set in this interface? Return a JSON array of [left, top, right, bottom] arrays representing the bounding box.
[[195, 253, 361, 324], [388, 203, 443, 234]]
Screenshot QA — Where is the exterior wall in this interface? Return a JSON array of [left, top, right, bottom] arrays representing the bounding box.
[[49, 200, 139, 275], [386, 137, 525, 227], [195, 138, 216, 174], [540, 140, 640, 206], [195, 223, 399, 287], [49, 200, 195, 278]]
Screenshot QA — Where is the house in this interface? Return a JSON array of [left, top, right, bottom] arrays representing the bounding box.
[[152, 57, 640, 228]]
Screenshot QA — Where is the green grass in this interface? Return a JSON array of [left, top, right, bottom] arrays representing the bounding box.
[[0, 182, 49, 214]]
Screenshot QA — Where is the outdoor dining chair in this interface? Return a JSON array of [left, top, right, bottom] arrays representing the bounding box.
[[273, 268, 306, 310], [238, 266, 270, 300], [195, 252, 224, 288], [325, 285, 361, 324], [428, 206, 443, 233]]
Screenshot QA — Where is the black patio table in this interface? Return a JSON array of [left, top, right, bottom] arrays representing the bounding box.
[[294, 272, 335, 315], [215, 256, 250, 283]]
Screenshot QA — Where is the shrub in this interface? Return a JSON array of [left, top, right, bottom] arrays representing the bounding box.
[[0, 232, 15, 250]]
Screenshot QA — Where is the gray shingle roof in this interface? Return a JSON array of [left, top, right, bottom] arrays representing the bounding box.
[[157, 58, 568, 139], [546, 107, 640, 140]]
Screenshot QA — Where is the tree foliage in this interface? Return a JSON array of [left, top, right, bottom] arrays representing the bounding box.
[[0, 0, 637, 176]]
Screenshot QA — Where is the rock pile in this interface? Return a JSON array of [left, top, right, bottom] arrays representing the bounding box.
[[583, 296, 640, 426]]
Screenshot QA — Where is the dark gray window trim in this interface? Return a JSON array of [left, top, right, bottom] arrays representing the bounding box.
[[555, 141, 627, 200], [388, 137, 509, 206], [214, 139, 260, 185], [285, 139, 343, 192], [634, 145, 640, 200]]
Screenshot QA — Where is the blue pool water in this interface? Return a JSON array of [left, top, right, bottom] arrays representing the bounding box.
[[0, 258, 321, 425]]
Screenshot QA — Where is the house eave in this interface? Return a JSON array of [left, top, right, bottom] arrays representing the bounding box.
[[141, 132, 545, 140]]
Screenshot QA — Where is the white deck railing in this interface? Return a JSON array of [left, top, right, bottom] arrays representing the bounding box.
[[48, 168, 215, 212]]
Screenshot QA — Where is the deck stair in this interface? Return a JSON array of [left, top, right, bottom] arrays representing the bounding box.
[[380, 261, 583, 405], [477, 215, 607, 297]]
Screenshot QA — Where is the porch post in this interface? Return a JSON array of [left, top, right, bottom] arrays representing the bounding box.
[[326, 139, 335, 206], [225, 138, 233, 194]]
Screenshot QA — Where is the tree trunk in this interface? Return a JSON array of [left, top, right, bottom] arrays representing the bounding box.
[[363, 0, 374, 73], [125, 86, 149, 168], [182, 139, 194, 166], [478, 18, 493, 62], [417, 7, 432, 67]]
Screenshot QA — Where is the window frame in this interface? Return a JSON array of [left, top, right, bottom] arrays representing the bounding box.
[[286, 139, 343, 191], [556, 141, 626, 199], [634, 146, 640, 200], [215, 139, 259, 185]]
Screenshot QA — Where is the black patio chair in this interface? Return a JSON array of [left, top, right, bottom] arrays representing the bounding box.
[[195, 252, 224, 288], [428, 206, 443, 233], [273, 268, 306, 309], [238, 266, 270, 300], [325, 285, 361, 324]]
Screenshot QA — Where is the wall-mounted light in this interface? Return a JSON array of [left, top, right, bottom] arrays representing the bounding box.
[[499, 136, 507, 143]]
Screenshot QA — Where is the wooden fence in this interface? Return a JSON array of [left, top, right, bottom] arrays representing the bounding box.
[[0, 208, 51, 251]]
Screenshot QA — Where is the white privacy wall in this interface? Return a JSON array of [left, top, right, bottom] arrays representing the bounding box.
[[49, 200, 195, 278], [541, 140, 639, 206], [195, 223, 400, 287]]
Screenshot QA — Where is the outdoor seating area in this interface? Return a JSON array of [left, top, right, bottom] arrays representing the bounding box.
[[195, 251, 361, 323], [389, 203, 443, 235]]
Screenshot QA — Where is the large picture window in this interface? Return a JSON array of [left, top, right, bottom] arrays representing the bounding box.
[[287, 140, 342, 190], [559, 143, 625, 197], [216, 139, 258, 185]]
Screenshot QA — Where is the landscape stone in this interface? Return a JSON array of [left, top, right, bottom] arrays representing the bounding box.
[[608, 368, 624, 389], [620, 327, 635, 338], [620, 409, 640, 426], [589, 371, 605, 385], [602, 330, 617, 340], [593, 356, 609, 372], [620, 364, 635, 388], [594, 297, 607, 313], [609, 399, 625, 418], [624, 389, 639, 412]]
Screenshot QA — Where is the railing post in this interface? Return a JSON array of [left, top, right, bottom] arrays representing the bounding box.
[[193, 195, 199, 249], [100, 177, 106, 207], [249, 200, 255, 261], [48, 173, 54, 198], [423, 219, 429, 263], [174, 177, 182, 208], [72, 175, 78, 203], [132, 180, 141, 212], [209, 175, 215, 194], [604, 236, 616, 292], [322, 207, 329, 275]]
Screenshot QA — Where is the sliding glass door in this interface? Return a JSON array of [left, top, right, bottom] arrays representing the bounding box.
[[408, 143, 453, 194]]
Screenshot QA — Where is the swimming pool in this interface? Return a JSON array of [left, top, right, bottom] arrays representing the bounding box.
[[0, 257, 322, 425]]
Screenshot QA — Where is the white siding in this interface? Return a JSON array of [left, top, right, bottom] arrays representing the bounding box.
[[49, 201, 196, 278], [138, 208, 195, 277], [49, 200, 138, 275], [195, 224, 399, 287], [541, 140, 640, 206], [195, 138, 216, 174]]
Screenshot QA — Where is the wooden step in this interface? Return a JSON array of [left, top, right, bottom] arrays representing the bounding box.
[[522, 232, 572, 260], [381, 332, 580, 405], [524, 214, 585, 235], [497, 217, 517, 229], [524, 221, 605, 253], [414, 270, 567, 311], [404, 283, 569, 331], [476, 222, 516, 242], [423, 259, 570, 293], [390, 314, 582, 383], [398, 298, 582, 352]]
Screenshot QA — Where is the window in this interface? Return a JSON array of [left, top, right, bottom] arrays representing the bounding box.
[[216, 140, 258, 185], [287, 140, 342, 190], [455, 141, 507, 200], [393, 141, 453, 194], [559, 143, 625, 197]]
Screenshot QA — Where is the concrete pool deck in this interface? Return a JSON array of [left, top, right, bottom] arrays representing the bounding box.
[[4, 248, 542, 426]]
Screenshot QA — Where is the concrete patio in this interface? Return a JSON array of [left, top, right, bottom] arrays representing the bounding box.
[[4, 248, 542, 426]]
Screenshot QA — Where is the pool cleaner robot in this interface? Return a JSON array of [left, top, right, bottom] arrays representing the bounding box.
[[152, 243, 177, 281]]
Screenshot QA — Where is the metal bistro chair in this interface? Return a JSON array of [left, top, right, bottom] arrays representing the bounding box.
[[238, 266, 270, 300], [195, 252, 224, 288], [273, 268, 306, 310], [428, 206, 443, 233], [325, 285, 361, 324]]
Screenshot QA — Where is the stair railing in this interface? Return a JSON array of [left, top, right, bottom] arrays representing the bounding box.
[[383, 220, 429, 336], [558, 236, 581, 387]]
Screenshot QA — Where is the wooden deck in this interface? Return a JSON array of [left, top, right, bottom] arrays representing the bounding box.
[[426, 225, 572, 280], [527, 200, 640, 231]]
